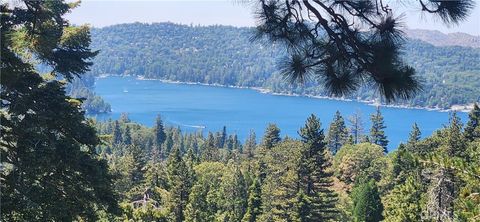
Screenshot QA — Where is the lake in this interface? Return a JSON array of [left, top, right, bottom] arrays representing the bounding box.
[[93, 76, 468, 151]]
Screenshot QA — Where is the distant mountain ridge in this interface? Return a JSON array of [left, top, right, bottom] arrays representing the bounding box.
[[405, 29, 480, 48]]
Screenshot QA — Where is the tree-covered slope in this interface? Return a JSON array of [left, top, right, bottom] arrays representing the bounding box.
[[88, 23, 480, 109]]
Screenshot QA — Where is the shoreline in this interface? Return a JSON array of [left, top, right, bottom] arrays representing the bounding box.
[[97, 74, 472, 113]]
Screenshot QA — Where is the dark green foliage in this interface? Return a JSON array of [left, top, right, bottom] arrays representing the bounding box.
[[352, 180, 384, 222], [167, 146, 195, 222], [464, 103, 480, 141], [406, 123, 422, 153], [326, 110, 349, 154], [216, 126, 227, 148], [244, 130, 257, 159], [154, 115, 167, 154], [370, 107, 389, 153], [123, 125, 132, 145], [298, 114, 339, 221], [383, 176, 423, 222], [262, 123, 281, 149], [242, 177, 262, 222], [113, 120, 123, 145], [202, 132, 219, 162], [445, 113, 466, 157], [0, 1, 117, 220], [260, 140, 303, 221], [220, 164, 248, 221]]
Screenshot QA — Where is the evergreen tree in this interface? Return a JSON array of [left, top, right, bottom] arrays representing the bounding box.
[[464, 103, 480, 141], [446, 113, 466, 158], [242, 177, 262, 222], [215, 131, 223, 148], [201, 132, 219, 162], [370, 107, 389, 153], [351, 180, 384, 222], [113, 120, 123, 145], [262, 123, 281, 149], [154, 115, 167, 155], [184, 162, 224, 222], [232, 134, 241, 152], [348, 110, 364, 144], [128, 145, 147, 185], [167, 146, 194, 222], [1, 1, 117, 220], [297, 114, 339, 221], [260, 140, 303, 222], [220, 164, 248, 221], [164, 130, 174, 156], [244, 130, 257, 159], [123, 125, 132, 145], [406, 123, 421, 153], [390, 144, 419, 186], [221, 126, 227, 148], [383, 176, 423, 222], [425, 114, 465, 221], [326, 110, 349, 154]]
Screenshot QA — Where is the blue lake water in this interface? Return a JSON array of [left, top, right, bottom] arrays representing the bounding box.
[[93, 76, 468, 151]]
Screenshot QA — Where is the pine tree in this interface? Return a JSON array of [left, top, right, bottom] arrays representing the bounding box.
[[383, 176, 422, 222], [348, 110, 364, 144], [297, 114, 339, 221], [1, 1, 117, 219], [221, 126, 227, 148], [184, 162, 225, 222], [352, 180, 384, 222], [221, 164, 248, 221], [446, 113, 466, 158], [232, 134, 241, 152], [425, 113, 466, 221], [123, 125, 132, 145], [262, 123, 281, 149], [128, 145, 147, 186], [113, 120, 123, 145], [244, 130, 257, 159], [464, 103, 480, 141], [326, 110, 349, 154], [154, 115, 166, 156], [201, 132, 219, 162], [167, 146, 194, 222], [406, 123, 421, 153], [370, 107, 389, 153], [242, 177, 262, 222]]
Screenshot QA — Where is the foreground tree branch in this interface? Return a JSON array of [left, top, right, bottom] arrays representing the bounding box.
[[252, 0, 475, 102]]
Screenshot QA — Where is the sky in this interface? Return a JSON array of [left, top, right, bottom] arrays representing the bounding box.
[[66, 0, 480, 35]]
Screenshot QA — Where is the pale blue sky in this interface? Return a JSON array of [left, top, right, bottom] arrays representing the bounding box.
[[67, 0, 480, 35]]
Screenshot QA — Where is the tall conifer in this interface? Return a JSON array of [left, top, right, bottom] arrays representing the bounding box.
[[370, 107, 389, 153], [297, 114, 339, 221], [326, 111, 348, 154]]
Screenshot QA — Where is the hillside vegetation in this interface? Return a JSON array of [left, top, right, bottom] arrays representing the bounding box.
[[88, 23, 480, 109]]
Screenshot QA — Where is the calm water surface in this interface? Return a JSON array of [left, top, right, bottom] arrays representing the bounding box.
[[93, 76, 468, 151]]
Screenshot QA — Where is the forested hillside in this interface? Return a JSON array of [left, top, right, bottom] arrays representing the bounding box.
[[87, 23, 480, 109], [89, 106, 480, 221]]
